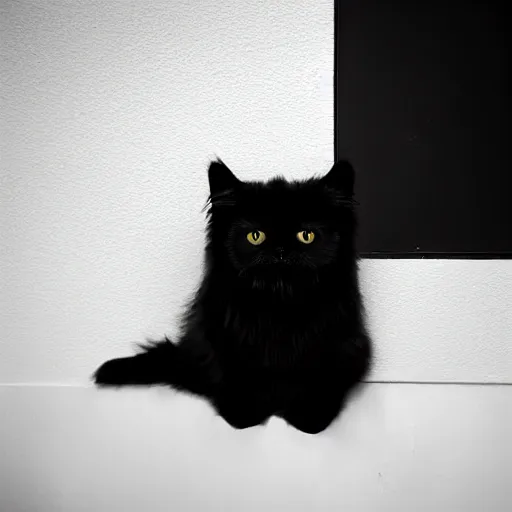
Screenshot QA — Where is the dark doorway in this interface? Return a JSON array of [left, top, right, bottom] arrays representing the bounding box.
[[335, 0, 511, 257]]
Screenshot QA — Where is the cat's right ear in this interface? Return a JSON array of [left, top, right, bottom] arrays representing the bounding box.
[[321, 160, 355, 198], [208, 159, 240, 206]]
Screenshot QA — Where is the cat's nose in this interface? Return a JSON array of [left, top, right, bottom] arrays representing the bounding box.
[[276, 248, 285, 260]]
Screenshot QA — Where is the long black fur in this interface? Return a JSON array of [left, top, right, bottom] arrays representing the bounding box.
[[94, 159, 371, 434]]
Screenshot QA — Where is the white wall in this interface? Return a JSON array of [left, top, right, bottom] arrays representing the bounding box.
[[1, 1, 511, 511]]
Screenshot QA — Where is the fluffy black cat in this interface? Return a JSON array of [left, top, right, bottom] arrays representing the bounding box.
[[94, 159, 371, 434]]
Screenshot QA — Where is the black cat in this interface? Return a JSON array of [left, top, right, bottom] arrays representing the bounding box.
[[94, 159, 371, 434]]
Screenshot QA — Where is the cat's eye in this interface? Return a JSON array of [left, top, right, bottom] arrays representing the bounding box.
[[247, 231, 266, 245], [297, 230, 315, 244]]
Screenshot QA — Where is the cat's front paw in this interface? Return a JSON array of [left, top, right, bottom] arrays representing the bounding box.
[[215, 395, 271, 430], [281, 394, 346, 434], [282, 408, 336, 435]]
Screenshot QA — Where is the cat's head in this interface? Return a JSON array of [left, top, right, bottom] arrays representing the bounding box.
[[206, 159, 357, 290]]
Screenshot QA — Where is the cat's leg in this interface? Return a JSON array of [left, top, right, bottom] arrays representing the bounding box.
[[214, 391, 273, 429], [282, 335, 371, 434], [281, 386, 346, 435], [93, 337, 219, 397], [213, 372, 274, 429]]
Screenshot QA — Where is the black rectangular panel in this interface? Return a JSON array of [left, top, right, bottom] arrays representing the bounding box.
[[335, 0, 511, 257]]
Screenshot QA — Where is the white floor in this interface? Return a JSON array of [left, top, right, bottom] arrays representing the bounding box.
[[1, 383, 510, 512]]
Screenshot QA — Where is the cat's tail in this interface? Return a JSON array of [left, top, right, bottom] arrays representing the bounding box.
[[93, 338, 218, 397]]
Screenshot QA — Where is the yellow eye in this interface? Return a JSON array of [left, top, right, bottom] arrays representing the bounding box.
[[247, 230, 266, 245], [297, 230, 315, 244]]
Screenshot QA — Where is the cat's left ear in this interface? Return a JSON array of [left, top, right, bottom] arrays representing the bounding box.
[[208, 159, 241, 201], [321, 160, 355, 198]]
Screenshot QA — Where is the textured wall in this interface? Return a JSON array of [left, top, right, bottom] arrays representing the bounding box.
[[1, 0, 333, 383], [1, 1, 511, 511], [2, 0, 511, 385], [362, 259, 512, 383]]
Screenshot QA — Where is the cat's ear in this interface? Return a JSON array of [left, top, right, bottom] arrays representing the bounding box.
[[208, 159, 241, 202], [321, 160, 355, 198]]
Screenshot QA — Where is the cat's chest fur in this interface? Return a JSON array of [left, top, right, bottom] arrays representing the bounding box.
[[205, 286, 342, 369]]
